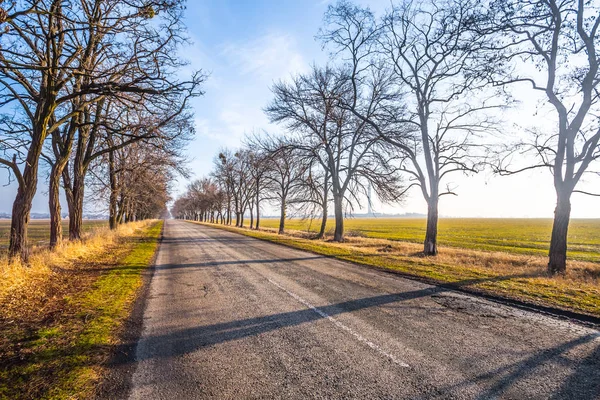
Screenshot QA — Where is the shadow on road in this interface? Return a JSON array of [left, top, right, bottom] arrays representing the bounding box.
[[424, 332, 600, 400], [155, 256, 326, 270], [160, 236, 258, 245], [112, 266, 600, 399]]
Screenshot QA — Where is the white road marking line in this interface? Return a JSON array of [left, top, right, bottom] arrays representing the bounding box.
[[266, 277, 410, 368]]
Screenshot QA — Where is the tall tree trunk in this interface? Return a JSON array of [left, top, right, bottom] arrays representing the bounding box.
[[248, 200, 254, 229], [423, 196, 439, 255], [548, 191, 571, 275], [9, 189, 33, 259], [69, 165, 85, 240], [278, 199, 286, 234], [108, 149, 118, 230], [9, 130, 47, 258], [48, 162, 65, 248], [70, 182, 84, 240], [116, 196, 125, 225], [255, 191, 261, 230], [317, 180, 329, 239], [333, 193, 344, 242]]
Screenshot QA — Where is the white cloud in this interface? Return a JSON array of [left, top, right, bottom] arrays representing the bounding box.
[[194, 103, 270, 148], [220, 32, 307, 81]]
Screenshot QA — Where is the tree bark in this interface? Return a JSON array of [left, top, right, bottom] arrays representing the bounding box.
[[108, 149, 118, 230], [48, 162, 65, 248], [333, 194, 344, 242], [317, 180, 329, 239], [69, 174, 85, 240], [548, 192, 571, 275], [423, 197, 439, 255], [116, 196, 125, 225], [255, 190, 261, 230], [9, 192, 32, 259], [9, 130, 46, 258], [278, 199, 286, 234]]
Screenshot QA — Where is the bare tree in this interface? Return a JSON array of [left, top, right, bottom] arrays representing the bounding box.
[[212, 149, 236, 225], [0, 1, 86, 257], [259, 137, 307, 234], [321, 0, 500, 253], [483, 0, 600, 274], [246, 146, 270, 229], [88, 116, 191, 228], [292, 162, 331, 239], [60, 1, 203, 241], [0, 0, 203, 257], [267, 65, 404, 241]]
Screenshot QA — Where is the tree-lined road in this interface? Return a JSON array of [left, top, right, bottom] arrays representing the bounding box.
[[124, 220, 599, 399]]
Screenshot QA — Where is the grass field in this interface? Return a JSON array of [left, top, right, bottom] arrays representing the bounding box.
[[258, 218, 600, 262], [0, 220, 108, 250]]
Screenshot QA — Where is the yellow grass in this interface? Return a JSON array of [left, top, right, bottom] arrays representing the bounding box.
[[0, 221, 149, 318]]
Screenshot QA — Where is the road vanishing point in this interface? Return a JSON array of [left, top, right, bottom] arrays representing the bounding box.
[[105, 220, 600, 399]]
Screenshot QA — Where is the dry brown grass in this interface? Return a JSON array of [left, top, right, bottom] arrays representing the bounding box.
[[344, 235, 600, 285], [0, 221, 152, 323]]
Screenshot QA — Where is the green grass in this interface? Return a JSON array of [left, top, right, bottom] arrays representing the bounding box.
[[0, 221, 162, 400], [0, 219, 108, 251], [258, 218, 600, 262]]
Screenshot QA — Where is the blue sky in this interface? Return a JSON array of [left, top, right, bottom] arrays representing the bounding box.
[[1, 0, 599, 218], [178, 0, 332, 190]]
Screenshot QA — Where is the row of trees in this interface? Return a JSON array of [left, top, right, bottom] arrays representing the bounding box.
[[172, 127, 402, 242], [0, 0, 203, 258], [176, 0, 600, 276]]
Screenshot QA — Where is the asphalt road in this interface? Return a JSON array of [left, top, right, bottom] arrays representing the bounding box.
[[123, 220, 600, 399]]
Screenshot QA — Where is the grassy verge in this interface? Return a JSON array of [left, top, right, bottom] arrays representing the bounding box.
[[256, 218, 600, 262], [194, 221, 600, 319], [0, 221, 162, 400]]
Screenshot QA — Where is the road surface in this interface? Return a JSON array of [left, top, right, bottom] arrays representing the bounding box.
[[122, 220, 599, 399]]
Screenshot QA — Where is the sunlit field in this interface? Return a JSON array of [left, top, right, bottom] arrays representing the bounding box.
[[0, 219, 108, 251], [258, 218, 600, 262]]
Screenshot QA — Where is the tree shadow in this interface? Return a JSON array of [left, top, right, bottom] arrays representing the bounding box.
[[113, 272, 537, 364], [426, 333, 600, 400], [160, 237, 257, 245], [552, 340, 600, 399], [112, 286, 442, 365], [154, 256, 326, 271], [102, 270, 600, 397]]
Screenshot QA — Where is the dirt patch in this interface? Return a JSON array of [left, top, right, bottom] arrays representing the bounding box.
[[377, 244, 395, 253]]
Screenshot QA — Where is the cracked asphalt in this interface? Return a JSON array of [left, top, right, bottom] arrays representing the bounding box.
[[120, 220, 600, 399]]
